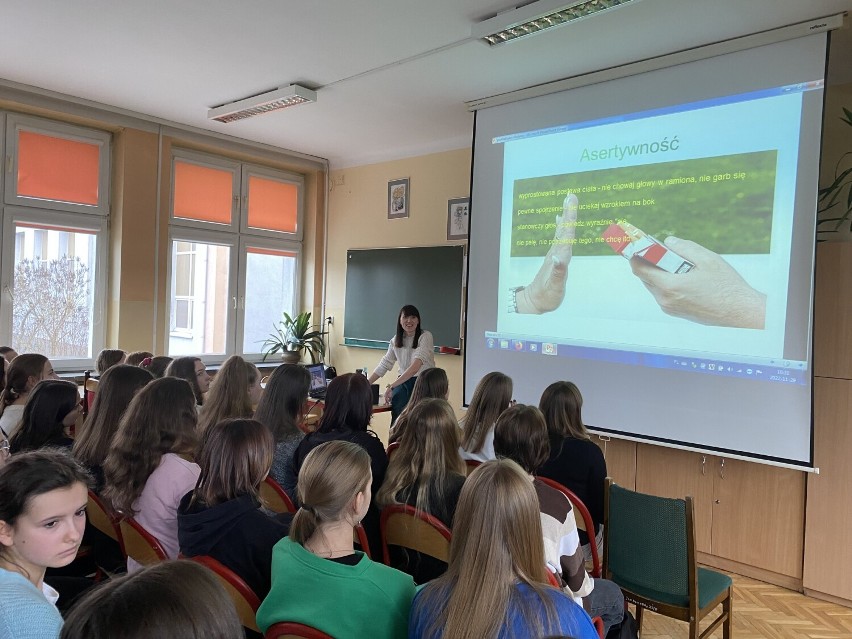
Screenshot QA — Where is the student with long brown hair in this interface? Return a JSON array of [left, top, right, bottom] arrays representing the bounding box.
[[9, 380, 80, 454], [102, 377, 200, 571], [165, 356, 210, 408], [178, 418, 290, 598], [377, 398, 465, 583], [409, 459, 598, 639], [72, 364, 153, 490], [94, 349, 125, 376], [538, 381, 607, 562], [493, 405, 623, 636], [458, 371, 513, 462], [59, 560, 244, 639], [0, 354, 59, 440], [257, 441, 415, 638], [253, 364, 311, 502], [388, 367, 449, 444], [197, 356, 262, 434]]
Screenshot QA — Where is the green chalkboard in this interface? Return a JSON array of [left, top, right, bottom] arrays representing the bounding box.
[[344, 246, 465, 349]]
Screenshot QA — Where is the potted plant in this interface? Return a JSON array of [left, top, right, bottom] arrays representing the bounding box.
[[818, 107, 852, 233], [262, 311, 326, 364]]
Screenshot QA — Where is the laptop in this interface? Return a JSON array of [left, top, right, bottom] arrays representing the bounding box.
[[305, 363, 328, 400]]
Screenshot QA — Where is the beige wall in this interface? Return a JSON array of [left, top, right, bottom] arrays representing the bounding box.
[[325, 148, 471, 437]]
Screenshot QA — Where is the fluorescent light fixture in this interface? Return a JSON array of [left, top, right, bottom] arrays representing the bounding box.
[[472, 0, 640, 46], [208, 84, 317, 123]]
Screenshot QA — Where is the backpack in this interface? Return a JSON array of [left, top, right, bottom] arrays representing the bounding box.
[[605, 609, 639, 639]]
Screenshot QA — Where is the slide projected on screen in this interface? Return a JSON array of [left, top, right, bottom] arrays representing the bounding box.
[[464, 32, 826, 467], [495, 88, 805, 364]]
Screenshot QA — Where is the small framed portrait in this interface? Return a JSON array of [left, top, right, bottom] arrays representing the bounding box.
[[387, 178, 410, 219], [447, 197, 469, 240]]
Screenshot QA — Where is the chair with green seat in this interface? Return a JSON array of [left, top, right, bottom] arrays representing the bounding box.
[[604, 478, 732, 639]]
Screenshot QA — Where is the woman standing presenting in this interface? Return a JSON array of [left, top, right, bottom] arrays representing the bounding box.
[[368, 305, 435, 422]]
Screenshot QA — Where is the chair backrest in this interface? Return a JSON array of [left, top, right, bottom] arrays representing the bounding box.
[[87, 490, 121, 544], [188, 555, 261, 632], [536, 476, 602, 578], [604, 478, 694, 605], [464, 459, 481, 475], [118, 517, 168, 566], [260, 477, 297, 514], [385, 441, 400, 460], [265, 622, 334, 639], [380, 504, 452, 565], [354, 523, 372, 559]]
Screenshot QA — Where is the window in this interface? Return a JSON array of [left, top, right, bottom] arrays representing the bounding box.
[[167, 149, 303, 362], [0, 115, 110, 370]]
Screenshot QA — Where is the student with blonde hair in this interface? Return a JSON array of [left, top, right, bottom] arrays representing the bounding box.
[[102, 377, 200, 571], [197, 356, 261, 434], [458, 371, 513, 462], [389, 367, 449, 444], [409, 459, 598, 639], [178, 418, 290, 598], [377, 398, 465, 583], [257, 440, 415, 638]]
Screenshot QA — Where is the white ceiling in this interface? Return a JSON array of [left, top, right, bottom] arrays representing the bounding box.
[[1, 0, 850, 168]]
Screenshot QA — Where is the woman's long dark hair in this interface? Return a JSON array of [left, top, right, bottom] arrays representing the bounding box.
[[165, 357, 205, 406], [9, 380, 79, 454], [316, 373, 373, 434], [394, 304, 423, 348], [254, 364, 310, 443]]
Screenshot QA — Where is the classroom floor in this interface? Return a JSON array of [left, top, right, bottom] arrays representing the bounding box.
[[639, 573, 852, 638]]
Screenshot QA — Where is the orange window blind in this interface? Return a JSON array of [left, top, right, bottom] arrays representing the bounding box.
[[173, 161, 233, 224], [247, 176, 298, 233], [17, 130, 100, 206]]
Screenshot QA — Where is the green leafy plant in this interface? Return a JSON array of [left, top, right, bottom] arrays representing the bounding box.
[[261, 311, 326, 363], [818, 107, 852, 233]]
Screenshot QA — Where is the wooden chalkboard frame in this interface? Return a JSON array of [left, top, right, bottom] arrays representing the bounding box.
[[343, 246, 465, 350]]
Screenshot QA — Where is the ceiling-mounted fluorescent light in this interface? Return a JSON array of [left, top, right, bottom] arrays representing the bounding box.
[[208, 84, 317, 123], [472, 0, 640, 46]]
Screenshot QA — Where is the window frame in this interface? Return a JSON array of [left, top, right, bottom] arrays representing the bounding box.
[[4, 113, 111, 216], [0, 206, 109, 372]]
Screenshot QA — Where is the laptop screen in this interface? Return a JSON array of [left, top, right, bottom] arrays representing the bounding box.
[[305, 363, 326, 392]]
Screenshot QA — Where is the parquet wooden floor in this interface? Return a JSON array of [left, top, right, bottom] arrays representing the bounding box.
[[635, 574, 852, 638]]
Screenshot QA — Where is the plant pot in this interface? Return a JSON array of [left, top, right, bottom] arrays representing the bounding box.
[[281, 350, 301, 364]]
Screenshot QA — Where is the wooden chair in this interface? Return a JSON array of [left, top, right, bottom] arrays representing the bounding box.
[[380, 504, 452, 566], [188, 555, 261, 633], [265, 622, 334, 639], [87, 490, 122, 545], [536, 476, 602, 578], [354, 523, 372, 559], [385, 441, 400, 460], [260, 477, 297, 514], [118, 517, 167, 566], [464, 459, 481, 475], [545, 570, 604, 639], [604, 478, 732, 639]]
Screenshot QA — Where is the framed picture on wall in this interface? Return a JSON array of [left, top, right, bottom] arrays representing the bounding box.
[[388, 178, 410, 219], [447, 197, 469, 240]]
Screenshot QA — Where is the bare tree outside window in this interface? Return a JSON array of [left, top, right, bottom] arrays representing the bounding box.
[[12, 257, 91, 357]]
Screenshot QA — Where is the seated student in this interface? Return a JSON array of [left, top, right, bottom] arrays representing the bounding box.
[[102, 378, 200, 571], [0, 354, 59, 440], [72, 364, 153, 491], [409, 459, 599, 639], [0, 449, 91, 639], [59, 560, 244, 639], [9, 380, 80, 454], [165, 356, 210, 410], [124, 351, 153, 368], [290, 373, 388, 557], [178, 418, 290, 598], [257, 441, 415, 638], [0, 347, 17, 364], [493, 405, 624, 636], [538, 381, 607, 562], [139, 355, 172, 379], [95, 349, 125, 376], [377, 398, 465, 584], [389, 367, 449, 444], [458, 371, 513, 463], [197, 356, 262, 434], [253, 364, 311, 502]]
